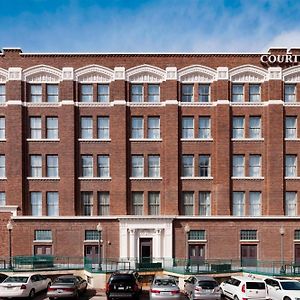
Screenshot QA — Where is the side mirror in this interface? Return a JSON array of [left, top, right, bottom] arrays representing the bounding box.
[[275, 286, 281, 290]]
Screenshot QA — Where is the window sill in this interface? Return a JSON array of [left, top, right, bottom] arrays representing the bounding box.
[[180, 102, 214, 106], [188, 239, 207, 242], [181, 176, 213, 180], [0, 139, 6, 142], [0, 177, 7, 180], [27, 139, 60, 142], [285, 138, 300, 141], [128, 102, 163, 107], [84, 240, 99, 243], [285, 177, 300, 180], [181, 138, 213, 142], [33, 240, 53, 243], [130, 138, 162, 142], [231, 177, 264, 180], [130, 177, 162, 180], [78, 177, 112, 180], [231, 138, 264, 142], [78, 139, 111, 142], [240, 239, 259, 242], [27, 177, 60, 180]]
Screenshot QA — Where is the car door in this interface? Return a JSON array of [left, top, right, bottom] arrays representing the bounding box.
[[265, 279, 280, 300], [30, 275, 41, 292]]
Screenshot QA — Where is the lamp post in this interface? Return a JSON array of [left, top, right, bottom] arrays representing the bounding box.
[[280, 226, 285, 274], [184, 224, 190, 272], [96, 223, 103, 271], [6, 220, 13, 270]]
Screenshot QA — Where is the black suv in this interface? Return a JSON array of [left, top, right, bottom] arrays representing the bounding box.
[[106, 271, 142, 300]]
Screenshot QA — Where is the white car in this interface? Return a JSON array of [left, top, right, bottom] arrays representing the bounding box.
[[264, 277, 300, 300], [220, 276, 267, 300], [0, 274, 51, 298]]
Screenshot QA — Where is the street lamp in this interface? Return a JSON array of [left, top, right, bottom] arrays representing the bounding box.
[[6, 220, 13, 270], [96, 223, 103, 271], [184, 224, 190, 272], [280, 226, 285, 274]]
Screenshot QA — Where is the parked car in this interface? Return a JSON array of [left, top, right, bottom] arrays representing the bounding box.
[[106, 271, 143, 300], [220, 276, 267, 300], [47, 275, 87, 299], [264, 277, 300, 300], [0, 274, 8, 283], [184, 275, 221, 300], [0, 274, 51, 298], [149, 275, 180, 299]]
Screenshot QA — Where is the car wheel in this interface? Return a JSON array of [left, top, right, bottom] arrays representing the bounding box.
[[234, 296, 239, 300], [284, 297, 291, 300], [28, 289, 35, 299]]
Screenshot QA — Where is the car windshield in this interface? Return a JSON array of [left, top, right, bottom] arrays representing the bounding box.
[[110, 275, 134, 284], [246, 282, 266, 289], [54, 278, 76, 284], [281, 281, 300, 290], [4, 277, 29, 283], [154, 279, 176, 286], [198, 281, 218, 288]]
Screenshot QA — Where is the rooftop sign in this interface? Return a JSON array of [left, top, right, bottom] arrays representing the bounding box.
[[261, 54, 300, 64]]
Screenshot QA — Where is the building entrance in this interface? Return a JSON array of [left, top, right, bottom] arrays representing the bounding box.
[[139, 238, 152, 263], [241, 244, 257, 266], [84, 245, 100, 264]]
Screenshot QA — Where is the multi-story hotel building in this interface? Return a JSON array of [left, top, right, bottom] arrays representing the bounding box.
[[1, 47, 300, 267]]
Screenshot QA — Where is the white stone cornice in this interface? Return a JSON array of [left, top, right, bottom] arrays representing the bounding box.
[[75, 64, 114, 83], [230, 64, 268, 82], [283, 65, 300, 82], [6, 100, 22, 105], [217, 100, 230, 105], [8, 67, 22, 81], [0, 205, 19, 217], [126, 64, 166, 82], [178, 64, 216, 83], [113, 100, 126, 105], [61, 100, 75, 105], [114, 67, 125, 80], [23, 65, 62, 83], [165, 100, 178, 105], [217, 67, 229, 80], [62, 67, 74, 80], [268, 67, 282, 80], [166, 67, 177, 80], [0, 67, 8, 83], [269, 99, 283, 104]]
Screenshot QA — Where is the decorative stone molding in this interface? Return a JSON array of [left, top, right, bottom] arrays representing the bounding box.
[[75, 65, 114, 83], [62, 67, 74, 80], [178, 65, 216, 83], [23, 65, 62, 83], [217, 67, 229, 80], [166, 67, 177, 80], [268, 67, 282, 80], [114, 67, 125, 80], [230, 65, 267, 82], [0, 67, 8, 82], [283, 66, 300, 82], [8, 67, 22, 81], [126, 64, 165, 82]]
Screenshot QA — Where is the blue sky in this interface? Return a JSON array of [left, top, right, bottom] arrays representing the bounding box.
[[0, 0, 299, 52]]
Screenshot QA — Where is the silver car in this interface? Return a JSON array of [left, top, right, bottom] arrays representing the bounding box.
[[149, 275, 181, 299], [184, 275, 221, 300]]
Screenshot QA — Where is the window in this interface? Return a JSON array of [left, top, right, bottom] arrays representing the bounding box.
[[286, 192, 297, 216], [97, 117, 109, 139], [148, 117, 160, 139], [85, 230, 100, 241], [98, 192, 110, 215], [97, 155, 110, 177], [233, 155, 245, 177], [182, 84, 193, 102], [30, 117, 42, 139], [30, 84, 42, 102], [81, 117, 93, 139], [46, 117, 58, 139], [132, 192, 143, 215], [0, 84, 5, 102], [182, 155, 194, 177], [188, 230, 205, 240], [30, 155, 42, 177], [35, 230, 52, 241], [182, 192, 194, 215], [240, 230, 257, 240], [131, 155, 144, 177], [148, 155, 160, 177], [285, 155, 297, 177], [199, 84, 210, 102], [182, 117, 194, 139], [31, 192, 42, 216], [199, 117, 211, 139], [249, 116, 261, 139], [81, 155, 93, 177], [232, 192, 245, 216], [294, 230, 300, 240], [0, 117, 4, 139], [47, 192, 59, 216], [285, 84, 296, 102], [148, 84, 160, 102], [81, 84, 93, 102], [249, 155, 261, 177], [286, 116, 297, 139], [131, 84, 143, 102], [199, 192, 211, 216], [131, 117, 144, 139], [148, 192, 160, 215], [232, 84, 244, 102], [47, 84, 59, 102], [0, 155, 5, 178], [249, 84, 261, 102], [0, 192, 5, 206], [97, 84, 109, 102], [232, 117, 245, 139], [199, 155, 211, 177], [82, 192, 93, 216], [47, 155, 59, 177], [249, 192, 261, 216]]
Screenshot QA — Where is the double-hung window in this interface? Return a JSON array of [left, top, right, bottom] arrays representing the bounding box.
[[0, 84, 5, 102], [233, 155, 245, 177], [232, 84, 244, 102], [232, 117, 245, 139], [30, 84, 42, 102], [147, 117, 160, 139], [0, 117, 5, 139], [81, 155, 93, 177], [199, 155, 211, 177], [81, 117, 93, 139], [285, 192, 297, 216], [285, 116, 297, 139], [199, 84, 210, 102], [131, 117, 144, 139], [97, 155, 110, 177], [97, 84, 109, 102], [81, 84, 93, 102], [131, 85, 143, 102], [97, 117, 109, 139], [30, 117, 42, 139], [199, 117, 211, 139], [182, 192, 194, 215], [30, 155, 42, 177], [286, 155, 297, 177], [31, 192, 42, 216], [249, 84, 261, 102], [232, 192, 245, 216], [249, 192, 261, 216], [148, 192, 160, 215], [82, 192, 93, 216], [285, 84, 296, 102], [182, 84, 193, 102], [131, 155, 144, 177], [148, 155, 160, 177], [148, 84, 160, 102], [46, 155, 59, 177], [199, 192, 211, 216], [249, 155, 261, 177], [132, 192, 143, 215], [0, 192, 5, 206], [0, 155, 5, 178], [249, 116, 261, 139], [182, 117, 194, 139], [47, 192, 59, 216], [46, 117, 58, 139], [98, 192, 110, 215], [182, 155, 194, 177], [47, 84, 59, 102]]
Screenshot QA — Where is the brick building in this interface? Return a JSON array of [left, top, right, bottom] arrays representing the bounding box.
[[0, 47, 300, 267]]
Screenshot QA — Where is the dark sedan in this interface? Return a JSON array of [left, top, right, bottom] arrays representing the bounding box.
[[47, 275, 87, 299]]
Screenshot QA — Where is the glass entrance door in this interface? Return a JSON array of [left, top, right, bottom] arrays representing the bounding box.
[[139, 238, 152, 263]]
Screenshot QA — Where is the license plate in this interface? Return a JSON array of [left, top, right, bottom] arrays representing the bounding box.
[[118, 287, 125, 290], [161, 292, 172, 295]]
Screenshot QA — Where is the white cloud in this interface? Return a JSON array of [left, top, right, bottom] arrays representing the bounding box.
[[264, 30, 300, 51]]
